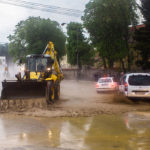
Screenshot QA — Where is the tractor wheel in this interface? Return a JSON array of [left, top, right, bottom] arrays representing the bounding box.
[[46, 81, 55, 104], [54, 83, 60, 100]]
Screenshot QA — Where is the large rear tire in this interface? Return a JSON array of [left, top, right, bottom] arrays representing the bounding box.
[[46, 81, 55, 104]]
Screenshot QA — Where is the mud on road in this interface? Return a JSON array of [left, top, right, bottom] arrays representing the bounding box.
[[1, 80, 150, 117]]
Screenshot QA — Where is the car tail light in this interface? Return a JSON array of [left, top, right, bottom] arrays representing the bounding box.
[[111, 82, 117, 87], [125, 82, 128, 91], [111, 83, 114, 87], [96, 83, 99, 88], [112, 82, 115, 86]]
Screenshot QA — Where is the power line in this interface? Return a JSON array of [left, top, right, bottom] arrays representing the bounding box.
[[0, 0, 82, 17], [0, 0, 83, 17]]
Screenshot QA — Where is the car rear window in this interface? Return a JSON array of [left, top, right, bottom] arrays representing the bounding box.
[[98, 78, 112, 83], [128, 75, 150, 86]]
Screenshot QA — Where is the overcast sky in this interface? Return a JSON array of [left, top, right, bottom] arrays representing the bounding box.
[[0, 0, 90, 43]]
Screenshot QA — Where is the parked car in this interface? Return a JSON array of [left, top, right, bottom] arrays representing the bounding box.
[[96, 77, 118, 92], [119, 73, 150, 99]]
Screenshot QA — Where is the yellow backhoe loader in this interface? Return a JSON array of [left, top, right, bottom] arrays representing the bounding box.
[[1, 41, 63, 104]]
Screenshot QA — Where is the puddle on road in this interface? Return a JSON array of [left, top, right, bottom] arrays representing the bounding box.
[[0, 113, 150, 150]]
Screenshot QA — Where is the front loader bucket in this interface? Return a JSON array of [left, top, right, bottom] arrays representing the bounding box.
[[1, 80, 47, 99]]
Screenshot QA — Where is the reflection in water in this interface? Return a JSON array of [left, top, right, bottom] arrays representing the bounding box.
[[125, 113, 150, 150], [0, 114, 150, 150], [59, 117, 92, 150]]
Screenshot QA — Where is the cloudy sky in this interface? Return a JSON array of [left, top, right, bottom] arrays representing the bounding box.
[[0, 0, 90, 43]]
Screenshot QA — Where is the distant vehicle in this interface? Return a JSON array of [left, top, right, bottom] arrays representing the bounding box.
[[0, 56, 10, 78], [0, 56, 6, 65], [96, 77, 118, 92], [119, 73, 150, 99]]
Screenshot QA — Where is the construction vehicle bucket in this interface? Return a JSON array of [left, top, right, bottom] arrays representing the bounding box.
[[1, 80, 47, 99]]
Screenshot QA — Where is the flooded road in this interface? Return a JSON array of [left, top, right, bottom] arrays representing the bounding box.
[[0, 113, 150, 150], [1, 80, 150, 116], [1, 80, 150, 150]]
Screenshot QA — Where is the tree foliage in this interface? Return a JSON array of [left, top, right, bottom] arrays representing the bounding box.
[[134, 0, 150, 69], [82, 0, 138, 69], [8, 17, 66, 62], [66, 22, 94, 68]]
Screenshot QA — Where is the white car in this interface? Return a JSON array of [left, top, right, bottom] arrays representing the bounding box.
[[96, 77, 118, 92], [119, 73, 150, 99]]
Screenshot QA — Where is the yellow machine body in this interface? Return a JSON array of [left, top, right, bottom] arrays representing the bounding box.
[[1, 41, 63, 103]]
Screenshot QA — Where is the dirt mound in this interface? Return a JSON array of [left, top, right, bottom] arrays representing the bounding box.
[[0, 98, 47, 112]]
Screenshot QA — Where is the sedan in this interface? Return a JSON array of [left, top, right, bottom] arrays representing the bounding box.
[[96, 77, 118, 92]]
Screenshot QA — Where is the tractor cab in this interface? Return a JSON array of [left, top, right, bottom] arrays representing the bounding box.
[[26, 54, 54, 72], [23, 54, 54, 80]]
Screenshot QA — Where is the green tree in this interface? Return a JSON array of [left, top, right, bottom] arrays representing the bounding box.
[[134, 0, 150, 69], [82, 0, 137, 70], [8, 17, 66, 62], [66, 22, 94, 69]]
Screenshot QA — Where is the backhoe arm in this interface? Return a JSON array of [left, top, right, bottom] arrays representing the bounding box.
[[43, 41, 64, 81]]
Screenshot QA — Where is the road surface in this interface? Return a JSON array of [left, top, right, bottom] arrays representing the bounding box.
[[1, 80, 150, 117]]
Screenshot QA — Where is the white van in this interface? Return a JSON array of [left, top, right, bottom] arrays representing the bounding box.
[[119, 73, 150, 99]]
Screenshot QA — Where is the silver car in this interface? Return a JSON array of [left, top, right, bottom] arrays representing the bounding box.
[[119, 73, 150, 99], [96, 77, 118, 92]]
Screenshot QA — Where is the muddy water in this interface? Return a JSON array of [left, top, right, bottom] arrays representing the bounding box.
[[0, 114, 150, 150]]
